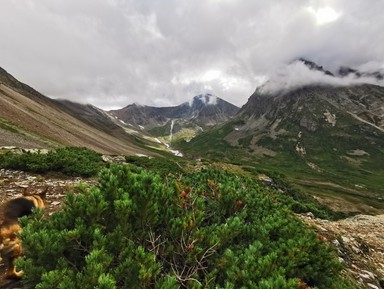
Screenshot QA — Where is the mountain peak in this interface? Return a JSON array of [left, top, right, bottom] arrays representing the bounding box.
[[338, 65, 384, 80], [257, 58, 384, 96], [297, 58, 334, 76], [190, 93, 218, 106], [109, 94, 240, 135]]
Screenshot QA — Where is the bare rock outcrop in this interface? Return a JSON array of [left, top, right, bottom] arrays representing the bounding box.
[[299, 213, 384, 289]]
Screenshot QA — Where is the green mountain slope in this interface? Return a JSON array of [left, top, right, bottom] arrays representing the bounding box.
[[176, 84, 384, 212]]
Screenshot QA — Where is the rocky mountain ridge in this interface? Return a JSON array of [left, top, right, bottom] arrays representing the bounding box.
[[109, 93, 240, 142], [298, 58, 384, 80], [238, 83, 384, 131], [0, 66, 239, 153], [338, 66, 384, 80], [110, 94, 239, 129], [298, 58, 335, 76], [228, 61, 384, 168]]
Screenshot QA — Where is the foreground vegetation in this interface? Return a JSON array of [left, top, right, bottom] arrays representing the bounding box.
[[18, 164, 355, 288], [0, 147, 354, 219], [0, 147, 358, 287]]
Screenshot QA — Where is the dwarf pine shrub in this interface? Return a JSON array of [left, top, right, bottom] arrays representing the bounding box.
[[18, 165, 356, 289], [0, 147, 103, 176]]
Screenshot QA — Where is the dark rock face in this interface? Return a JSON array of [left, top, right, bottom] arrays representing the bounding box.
[[338, 66, 384, 80], [239, 84, 384, 132], [227, 83, 384, 181], [298, 58, 334, 76]]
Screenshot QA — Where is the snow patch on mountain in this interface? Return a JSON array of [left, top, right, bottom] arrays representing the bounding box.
[[206, 95, 218, 105], [170, 119, 175, 141]]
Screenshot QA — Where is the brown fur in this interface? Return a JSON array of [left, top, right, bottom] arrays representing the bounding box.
[[0, 187, 47, 279]]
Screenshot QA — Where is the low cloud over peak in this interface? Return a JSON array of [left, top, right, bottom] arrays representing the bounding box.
[[259, 59, 384, 95]]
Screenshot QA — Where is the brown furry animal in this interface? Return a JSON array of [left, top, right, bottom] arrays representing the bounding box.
[[0, 188, 47, 279]]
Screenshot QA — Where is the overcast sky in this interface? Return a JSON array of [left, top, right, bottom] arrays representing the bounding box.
[[1, 0, 384, 109]]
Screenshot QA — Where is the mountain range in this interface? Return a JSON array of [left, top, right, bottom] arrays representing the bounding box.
[[1, 59, 384, 212], [0, 67, 149, 155], [0, 67, 238, 156], [177, 60, 384, 212], [109, 94, 239, 142]]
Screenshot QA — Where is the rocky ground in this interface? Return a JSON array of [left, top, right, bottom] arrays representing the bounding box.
[[299, 213, 384, 289], [0, 169, 383, 288]]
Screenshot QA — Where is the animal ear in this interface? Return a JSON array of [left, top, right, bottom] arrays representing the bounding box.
[[38, 186, 48, 200], [22, 187, 28, 196]]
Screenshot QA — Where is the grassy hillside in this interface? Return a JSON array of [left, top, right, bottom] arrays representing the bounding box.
[[175, 111, 384, 213]]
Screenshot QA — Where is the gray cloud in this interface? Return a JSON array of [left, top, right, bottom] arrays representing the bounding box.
[[260, 61, 384, 95], [1, 0, 383, 109]]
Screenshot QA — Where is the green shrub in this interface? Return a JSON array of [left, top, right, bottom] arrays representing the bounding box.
[[18, 165, 355, 288], [0, 147, 104, 177], [125, 156, 184, 176]]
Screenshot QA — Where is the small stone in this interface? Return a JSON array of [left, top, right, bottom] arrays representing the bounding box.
[[318, 225, 328, 232], [367, 283, 379, 289], [341, 236, 350, 243], [352, 246, 361, 254], [337, 248, 345, 257], [359, 273, 373, 280], [18, 184, 29, 188], [51, 201, 61, 206], [333, 239, 340, 247], [305, 212, 315, 219], [361, 270, 376, 280]]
